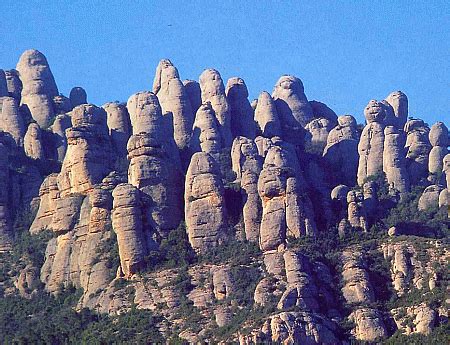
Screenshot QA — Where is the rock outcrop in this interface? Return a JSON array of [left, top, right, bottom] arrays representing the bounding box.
[[428, 122, 448, 183], [24, 123, 45, 160], [4, 69, 22, 100], [16, 49, 58, 128], [272, 75, 313, 146], [190, 102, 222, 154], [154, 60, 194, 151], [69, 87, 87, 107], [346, 190, 368, 232], [50, 114, 72, 162], [185, 152, 227, 253], [323, 115, 359, 186], [405, 119, 431, 185], [112, 183, 147, 278], [226, 77, 256, 139], [103, 102, 131, 161], [183, 79, 201, 114], [258, 144, 316, 252], [0, 143, 12, 252], [231, 137, 262, 241], [199, 69, 232, 147], [385, 91, 408, 129], [357, 100, 385, 185], [383, 126, 410, 196], [57, 104, 112, 196], [127, 133, 183, 236], [0, 96, 26, 146], [254, 91, 281, 138], [29, 174, 59, 234]]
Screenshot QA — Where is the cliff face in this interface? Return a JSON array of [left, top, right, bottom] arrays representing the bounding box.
[[0, 50, 448, 344]]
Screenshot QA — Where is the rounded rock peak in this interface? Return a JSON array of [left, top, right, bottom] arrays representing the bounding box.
[[71, 103, 107, 128], [126, 133, 160, 152], [429, 121, 448, 147], [384, 125, 400, 135], [17, 49, 50, 67], [387, 90, 407, 101], [188, 152, 219, 175], [331, 184, 350, 201], [364, 100, 385, 123], [338, 115, 357, 128], [274, 75, 305, 93], [69, 87, 87, 107], [199, 69, 225, 91], [53, 95, 72, 114], [27, 122, 41, 135], [225, 77, 249, 99], [404, 119, 425, 133]]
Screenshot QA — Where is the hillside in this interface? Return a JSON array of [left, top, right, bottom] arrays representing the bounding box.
[[0, 49, 448, 344]]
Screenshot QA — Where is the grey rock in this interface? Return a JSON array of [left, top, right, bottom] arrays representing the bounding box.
[[112, 183, 147, 278], [0, 69, 7, 97], [190, 102, 222, 154], [418, 185, 443, 211], [57, 104, 112, 196], [272, 75, 313, 145], [69, 87, 87, 107], [323, 115, 359, 186], [0, 96, 26, 146], [53, 95, 72, 114], [226, 77, 256, 139], [185, 152, 227, 253], [183, 79, 201, 114], [346, 191, 368, 232], [24, 123, 45, 160], [16, 49, 58, 128], [50, 114, 72, 162], [254, 91, 281, 138], [127, 133, 183, 236], [358, 103, 385, 185], [385, 91, 408, 129], [383, 126, 410, 195], [309, 100, 338, 126], [103, 102, 131, 159], [154, 60, 194, 150], [199, 69, 232, 147], [405, 119, 431, 185], [4, 69, 22, 100]]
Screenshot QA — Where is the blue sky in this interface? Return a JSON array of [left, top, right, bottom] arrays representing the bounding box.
[[1, 1, 448, 125]]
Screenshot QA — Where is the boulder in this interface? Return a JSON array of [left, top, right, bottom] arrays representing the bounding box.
[[418, 185, 443, 211]]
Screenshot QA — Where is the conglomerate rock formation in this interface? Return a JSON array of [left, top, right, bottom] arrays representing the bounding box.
[[0, 50, 448, 344]]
